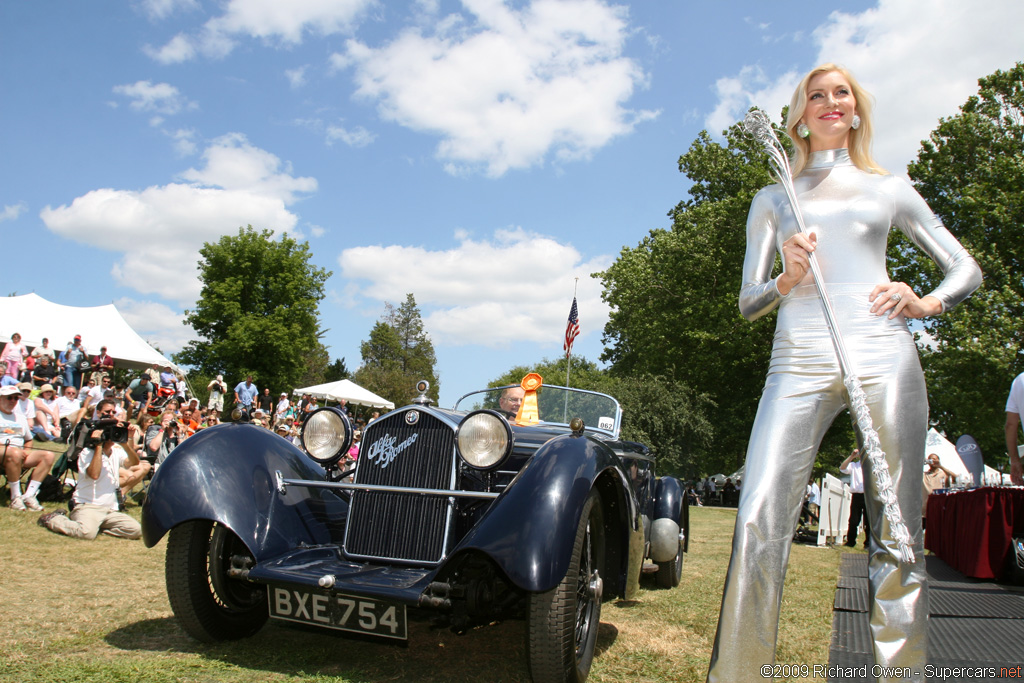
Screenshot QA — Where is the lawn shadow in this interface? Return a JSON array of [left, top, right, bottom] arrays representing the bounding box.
[[108, 613, 621, 682], [107, 615, 535, 682]]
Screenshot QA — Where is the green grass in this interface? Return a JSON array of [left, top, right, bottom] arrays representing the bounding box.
[[0, 503, 855, 682]]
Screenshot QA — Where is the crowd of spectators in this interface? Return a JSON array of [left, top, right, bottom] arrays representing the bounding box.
[[4, 332, 379, 538]]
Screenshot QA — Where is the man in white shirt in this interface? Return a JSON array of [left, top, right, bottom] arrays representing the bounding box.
[[1, 385, 55, 511], [1005, 372, 1024, 486], [840, 448, 870, 548], [30, 337, 55, 361], [207, 375, 226, 412], [38, 398, 145, 540]]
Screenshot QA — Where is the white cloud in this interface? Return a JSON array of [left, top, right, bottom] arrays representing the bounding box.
[[147, 0, 375, 63], [144, 33, 197, 64], [706, 0, 1024, 174], [1, 202, 28, 223], [337, 0, 657, 176], [114, 297, 198, 354], [285, 65, 308, 88], [113, 80, 198, 122], [168, 128, 198, 156], [180, 132, 317, 203], [39, 134, 315, 306], [326, 123, 375, 147], [138, 0, 199, 21], [339, 227, 611, 348]]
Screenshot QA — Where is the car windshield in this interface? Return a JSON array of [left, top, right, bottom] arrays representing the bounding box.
[[454, 385, 621, 439]]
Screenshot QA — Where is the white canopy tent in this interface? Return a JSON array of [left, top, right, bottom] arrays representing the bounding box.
[[0, 293, 180, 373], [293, 379, 394, 410]]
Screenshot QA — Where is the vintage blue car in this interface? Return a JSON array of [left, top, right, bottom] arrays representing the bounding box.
[[141, 380, 689, 683]]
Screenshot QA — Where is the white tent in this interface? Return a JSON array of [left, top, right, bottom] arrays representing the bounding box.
[[293, 379, 394, 410], [0, 293, 180, 373]]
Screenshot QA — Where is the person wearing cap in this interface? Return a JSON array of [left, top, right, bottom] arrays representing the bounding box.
[[274, 393, 290, 427], [126, 375, 154, 419], [32, 384, 61, 441], [89, 346, 115, 384], [1, 384, 55, 511], [207, 375, 226, 413], [30, 337, 55, 362], [14, 382, 38, 427], [62, 335, 87, 390]]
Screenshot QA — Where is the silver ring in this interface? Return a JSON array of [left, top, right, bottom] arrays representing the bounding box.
[[889, 293, 902, 303]]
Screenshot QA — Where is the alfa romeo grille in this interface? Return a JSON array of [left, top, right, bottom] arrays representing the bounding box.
[[344, 410, 456, 564]]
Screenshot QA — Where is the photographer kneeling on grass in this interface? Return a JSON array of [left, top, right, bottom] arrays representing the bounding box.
[[38, 398, 149, 540]]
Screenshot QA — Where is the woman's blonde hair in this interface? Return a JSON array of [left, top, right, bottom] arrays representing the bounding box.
[[785, 63, 886, 176]]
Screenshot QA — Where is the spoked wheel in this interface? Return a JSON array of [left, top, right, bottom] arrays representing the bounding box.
[[655, 530, 684, 589], [527, 490, 604, 683], [165, 520, 268, 642]]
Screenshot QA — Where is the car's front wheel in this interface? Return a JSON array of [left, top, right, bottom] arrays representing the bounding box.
[[526, 490, 604, 683], [165, 519, 268, 642]]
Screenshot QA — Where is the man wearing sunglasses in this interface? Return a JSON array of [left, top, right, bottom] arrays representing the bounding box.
[[1, 385, 55, 511], [38, 398, 146, 540]]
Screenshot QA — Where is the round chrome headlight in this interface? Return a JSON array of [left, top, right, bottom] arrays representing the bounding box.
[[456, 410, 513, 470], [301, 407, 352, 467]]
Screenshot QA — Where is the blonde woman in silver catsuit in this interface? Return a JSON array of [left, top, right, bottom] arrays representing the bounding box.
[[707, 64, 981, 683]]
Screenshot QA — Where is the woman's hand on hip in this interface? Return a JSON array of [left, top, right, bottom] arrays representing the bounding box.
[[869, 282, 942, 319]]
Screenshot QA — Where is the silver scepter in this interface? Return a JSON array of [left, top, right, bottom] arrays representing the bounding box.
[[742, 108, 916, 563]]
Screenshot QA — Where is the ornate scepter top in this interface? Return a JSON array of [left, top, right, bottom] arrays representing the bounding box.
[[743, 109, 798, 207]]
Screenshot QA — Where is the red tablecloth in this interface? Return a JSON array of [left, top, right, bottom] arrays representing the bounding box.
[[925, 487, 1024, 579]]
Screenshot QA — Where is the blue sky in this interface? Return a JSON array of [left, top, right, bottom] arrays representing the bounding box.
[[1, 0, 1020, 408]]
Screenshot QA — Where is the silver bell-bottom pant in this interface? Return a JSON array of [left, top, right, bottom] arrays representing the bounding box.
[[707, 285, 928, 683]]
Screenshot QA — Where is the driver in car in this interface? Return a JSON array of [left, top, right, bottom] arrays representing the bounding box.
[[498, 386, 525, 419]]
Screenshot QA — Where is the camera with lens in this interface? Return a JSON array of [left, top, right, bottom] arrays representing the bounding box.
[[85, 418, 129, 445]]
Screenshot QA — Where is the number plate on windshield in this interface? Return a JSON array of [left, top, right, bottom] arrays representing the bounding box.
[[268, 586, 408, 640]]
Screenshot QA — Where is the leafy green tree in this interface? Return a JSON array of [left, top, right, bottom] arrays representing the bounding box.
[[597, 117, 860, 476], [598, 121, 782, 474], [175, 226, 331, 394], [353, 294, 439, 406], [488, 357, 715, 478], [488, 356, 607, 391], [892, 62, 1024, 467], [324, 357, 350, 383]]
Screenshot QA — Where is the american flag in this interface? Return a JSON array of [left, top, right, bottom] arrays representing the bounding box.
[[563, 297, 580, 358]]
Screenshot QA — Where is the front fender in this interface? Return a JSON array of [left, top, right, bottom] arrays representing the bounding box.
[[141, 424, 347, 559], [453, 433, 636, 594], [651, 476, 685, 562]]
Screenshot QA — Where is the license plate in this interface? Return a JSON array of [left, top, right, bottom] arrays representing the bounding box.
[[268, 586, 408, 640]]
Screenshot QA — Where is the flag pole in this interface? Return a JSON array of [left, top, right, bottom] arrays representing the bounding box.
[[563, 278, 579, 422], [565, 278, 578, 388]]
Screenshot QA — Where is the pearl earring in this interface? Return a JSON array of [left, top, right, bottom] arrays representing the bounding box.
[[851, 114, 861, 130], [796, 122, 810, 139]]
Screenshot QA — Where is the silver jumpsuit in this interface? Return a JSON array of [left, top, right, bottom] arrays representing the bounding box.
[[707, 149, 981, 682]]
